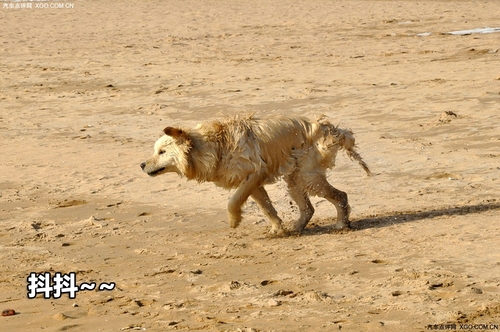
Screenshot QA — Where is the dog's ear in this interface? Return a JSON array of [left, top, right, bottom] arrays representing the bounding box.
[[163, 126, 192, 145], [164, 127, 188, 139], [336, 128, 355, 150]]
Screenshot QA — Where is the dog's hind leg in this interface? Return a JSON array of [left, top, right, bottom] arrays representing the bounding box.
[[306, 173, 351, 230], [285, 180, 315, 232], [228, 172, 264, 229], [251, 186, 286, 235]]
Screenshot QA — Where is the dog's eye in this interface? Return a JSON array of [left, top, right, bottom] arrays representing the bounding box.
[[159, 150, 166, 155]]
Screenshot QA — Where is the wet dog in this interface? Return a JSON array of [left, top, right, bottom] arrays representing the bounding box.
[[141, 114, 371, 234]]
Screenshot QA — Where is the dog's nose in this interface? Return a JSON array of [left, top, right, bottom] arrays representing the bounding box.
[[140, 162, 146, 170]]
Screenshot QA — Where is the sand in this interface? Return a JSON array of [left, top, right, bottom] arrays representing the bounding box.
[[1, 1, 500, 331]]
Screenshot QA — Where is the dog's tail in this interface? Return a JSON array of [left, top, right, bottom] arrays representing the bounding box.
[[316, 115, 372, 176]]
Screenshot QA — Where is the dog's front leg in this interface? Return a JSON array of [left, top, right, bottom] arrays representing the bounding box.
[[319, 184, 350, 229], [250, 186, 286, 235], [228, 172, 264, 228], [288, 187, 315, 233], [304, 172, 351, 230]]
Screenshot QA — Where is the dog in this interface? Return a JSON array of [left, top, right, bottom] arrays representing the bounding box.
[[140, 114, 371, 234]]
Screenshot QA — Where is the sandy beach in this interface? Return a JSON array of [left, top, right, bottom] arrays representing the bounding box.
[[1, 1, 500, 331]]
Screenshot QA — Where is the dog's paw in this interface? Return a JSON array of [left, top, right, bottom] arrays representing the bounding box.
[[229, 220, 240, 228], [266, 228, 289, 238], [228, 213, 242, 228], [332, 221, 351, 230], [228, 208, 243, 228], [330, 222, 353, 234], [286, 229, 304, 237]]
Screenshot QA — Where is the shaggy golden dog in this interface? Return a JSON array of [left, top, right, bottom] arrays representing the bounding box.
[[140, 114, 371, 234]]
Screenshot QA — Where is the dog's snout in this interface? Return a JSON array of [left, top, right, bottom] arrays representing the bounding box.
[[140, 162, 146, 170]]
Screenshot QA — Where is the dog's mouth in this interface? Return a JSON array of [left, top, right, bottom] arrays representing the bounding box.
[[147, 167, 166, 177]]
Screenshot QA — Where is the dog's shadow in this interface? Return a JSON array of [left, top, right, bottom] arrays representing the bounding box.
[[299, 201, 500, 236]]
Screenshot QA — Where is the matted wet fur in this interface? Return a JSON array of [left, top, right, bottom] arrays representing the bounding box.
[[140, 114, 371, 235]]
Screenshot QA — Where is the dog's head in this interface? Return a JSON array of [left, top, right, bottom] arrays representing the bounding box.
[[140, 127, 193, 177]]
